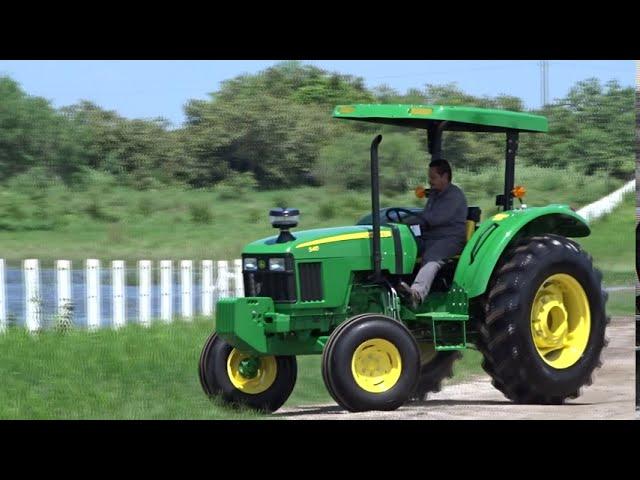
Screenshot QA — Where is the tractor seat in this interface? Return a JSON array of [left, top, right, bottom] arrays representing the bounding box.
[[465, 206, 481, 243]]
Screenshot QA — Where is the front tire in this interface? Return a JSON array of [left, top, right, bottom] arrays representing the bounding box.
[[478, 234, 608, 404], [198, 332, 297, 413], [322, 314, 420, 412]]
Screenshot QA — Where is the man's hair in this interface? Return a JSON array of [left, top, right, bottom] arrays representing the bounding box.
[[429, 158, 452, 181]]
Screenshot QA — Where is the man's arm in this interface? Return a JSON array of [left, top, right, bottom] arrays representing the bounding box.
[[421, 188, 466, 227]]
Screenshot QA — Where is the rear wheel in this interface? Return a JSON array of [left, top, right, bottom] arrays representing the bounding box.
[[409, 344, 462, 401], [198, 332, 297, 412], [478, 234, 608, 404], [322, 314, 420, 412]]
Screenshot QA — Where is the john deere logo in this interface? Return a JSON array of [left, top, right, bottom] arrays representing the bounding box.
[[258, 259, 267, 270], [492, 213, 509, 222]]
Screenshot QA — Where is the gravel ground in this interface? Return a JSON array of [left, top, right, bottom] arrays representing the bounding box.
[[278, 316, 635, 420]]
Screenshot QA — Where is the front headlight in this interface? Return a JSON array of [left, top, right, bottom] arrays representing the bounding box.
[[269, 258, 286, 272], [243, 257, 258, 271]]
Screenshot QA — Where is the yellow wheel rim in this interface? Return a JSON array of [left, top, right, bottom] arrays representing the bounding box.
[[530, 273, 591, 369], [351, 338, 402, 393], [226, 349, 277, 394]]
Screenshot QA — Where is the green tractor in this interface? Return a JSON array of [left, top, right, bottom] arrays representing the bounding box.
[[199, 104, 608, 413]]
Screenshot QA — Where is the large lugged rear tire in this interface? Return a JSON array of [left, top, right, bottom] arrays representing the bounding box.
[[199, 332, 297, 413], [478, 234, 608, 404], [409, 346, 462, 402]]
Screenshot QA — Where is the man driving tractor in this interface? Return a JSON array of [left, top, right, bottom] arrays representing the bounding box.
[[398, 158, 468, 309]]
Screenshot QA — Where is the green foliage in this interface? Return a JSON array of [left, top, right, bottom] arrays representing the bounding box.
[[519, 79, 634, 180], [189, 202, 213, 224], [0, 78, 87, 182], [216, 171, 259, 200], [315, 132, 427, 196], [61, 101, 181, 189], [0, 177, 630, 289], [318, 202, 337, 220], [211, 61, 374, 106], [0, 67, 634, 197], [184, 95, 333, 189]]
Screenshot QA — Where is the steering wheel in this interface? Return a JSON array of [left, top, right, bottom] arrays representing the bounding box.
[[385, 208, 419, 224]]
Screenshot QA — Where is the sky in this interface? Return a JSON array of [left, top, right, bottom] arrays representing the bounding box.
[[0, 60, 634, 127]]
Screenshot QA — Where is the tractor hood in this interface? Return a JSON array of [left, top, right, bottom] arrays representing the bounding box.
[[243, 225, 397, 261]]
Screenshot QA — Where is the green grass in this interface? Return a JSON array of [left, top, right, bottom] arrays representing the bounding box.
[[0, 320, 264, 419], [0, 167, 627, 264], [606, 289, 635, 316], [0, 319, 484, 419], [578, 192, 635, 286]]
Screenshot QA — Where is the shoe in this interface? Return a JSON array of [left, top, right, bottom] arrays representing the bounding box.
[[397, 281, 421, 310]]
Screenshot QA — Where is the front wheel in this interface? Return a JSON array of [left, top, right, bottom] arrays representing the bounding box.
[[322, 314, 420, 412], [478, 234, 608, 404], [198, 332, 297, 413]]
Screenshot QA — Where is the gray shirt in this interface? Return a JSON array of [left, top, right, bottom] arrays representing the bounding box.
[[420, 183, 467, 242]]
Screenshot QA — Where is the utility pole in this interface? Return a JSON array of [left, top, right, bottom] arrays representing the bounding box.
[[540, 60, 549, 107]]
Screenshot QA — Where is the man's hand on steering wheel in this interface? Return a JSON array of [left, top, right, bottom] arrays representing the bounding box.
[[385, 208, 422, 225]]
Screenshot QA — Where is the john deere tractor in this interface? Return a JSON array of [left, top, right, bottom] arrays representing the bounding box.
[[199, 104, 608, 413]]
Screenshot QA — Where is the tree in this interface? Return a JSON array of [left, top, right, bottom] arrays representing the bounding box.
[[0, 77, 86, 183]]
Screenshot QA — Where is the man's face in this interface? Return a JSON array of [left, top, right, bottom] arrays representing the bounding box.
[[428, 167, 449, 192]]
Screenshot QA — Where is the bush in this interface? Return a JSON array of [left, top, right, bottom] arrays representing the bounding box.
[[189, 202, 213, 224], [246, 207, 261, 223], [318, 202, 336, 220], [271, 194, 291, 209], [85, 199, 119, 222], [217, 172, 259, 201]]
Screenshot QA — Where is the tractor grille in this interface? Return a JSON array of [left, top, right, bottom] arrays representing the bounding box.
[[242, 254, 296, 303], [299, 262, 323, 301]]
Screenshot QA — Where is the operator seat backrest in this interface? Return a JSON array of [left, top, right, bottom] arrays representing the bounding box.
[[466, 206, 481, 242]]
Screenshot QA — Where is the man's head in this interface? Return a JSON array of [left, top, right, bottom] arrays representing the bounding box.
[[428, 158, 452, 192]]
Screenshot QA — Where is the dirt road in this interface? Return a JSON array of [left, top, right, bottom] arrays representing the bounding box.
[[278, 316, 635, 420]]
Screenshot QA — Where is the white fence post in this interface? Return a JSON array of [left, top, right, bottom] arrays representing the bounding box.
[[160, 260, 173, 323], [217, 260, 229, 300], [0, 259, 6, 332], [181, 260, 193, 320], [112, 261, 126, 329], [201, 260, 213, 316], [24, 259, 41, 332], [56, 260, 72, 324], [86, 259, 101, 330], [139, 260, 152, 327], [234, 259, 244, 298]]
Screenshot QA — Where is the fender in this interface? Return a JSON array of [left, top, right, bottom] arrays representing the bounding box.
[[453, 205, 590, 298]]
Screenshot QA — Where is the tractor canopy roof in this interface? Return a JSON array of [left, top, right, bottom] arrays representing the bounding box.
[[332, 104, 548, 133]]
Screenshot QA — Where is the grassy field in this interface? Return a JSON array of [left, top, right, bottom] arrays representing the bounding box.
[[0, 319, 483, 419], [0, 166, 626, 265], [0, 181, 632, 287], [1, 279, 630, 421], [606, 290, 635, 316]]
